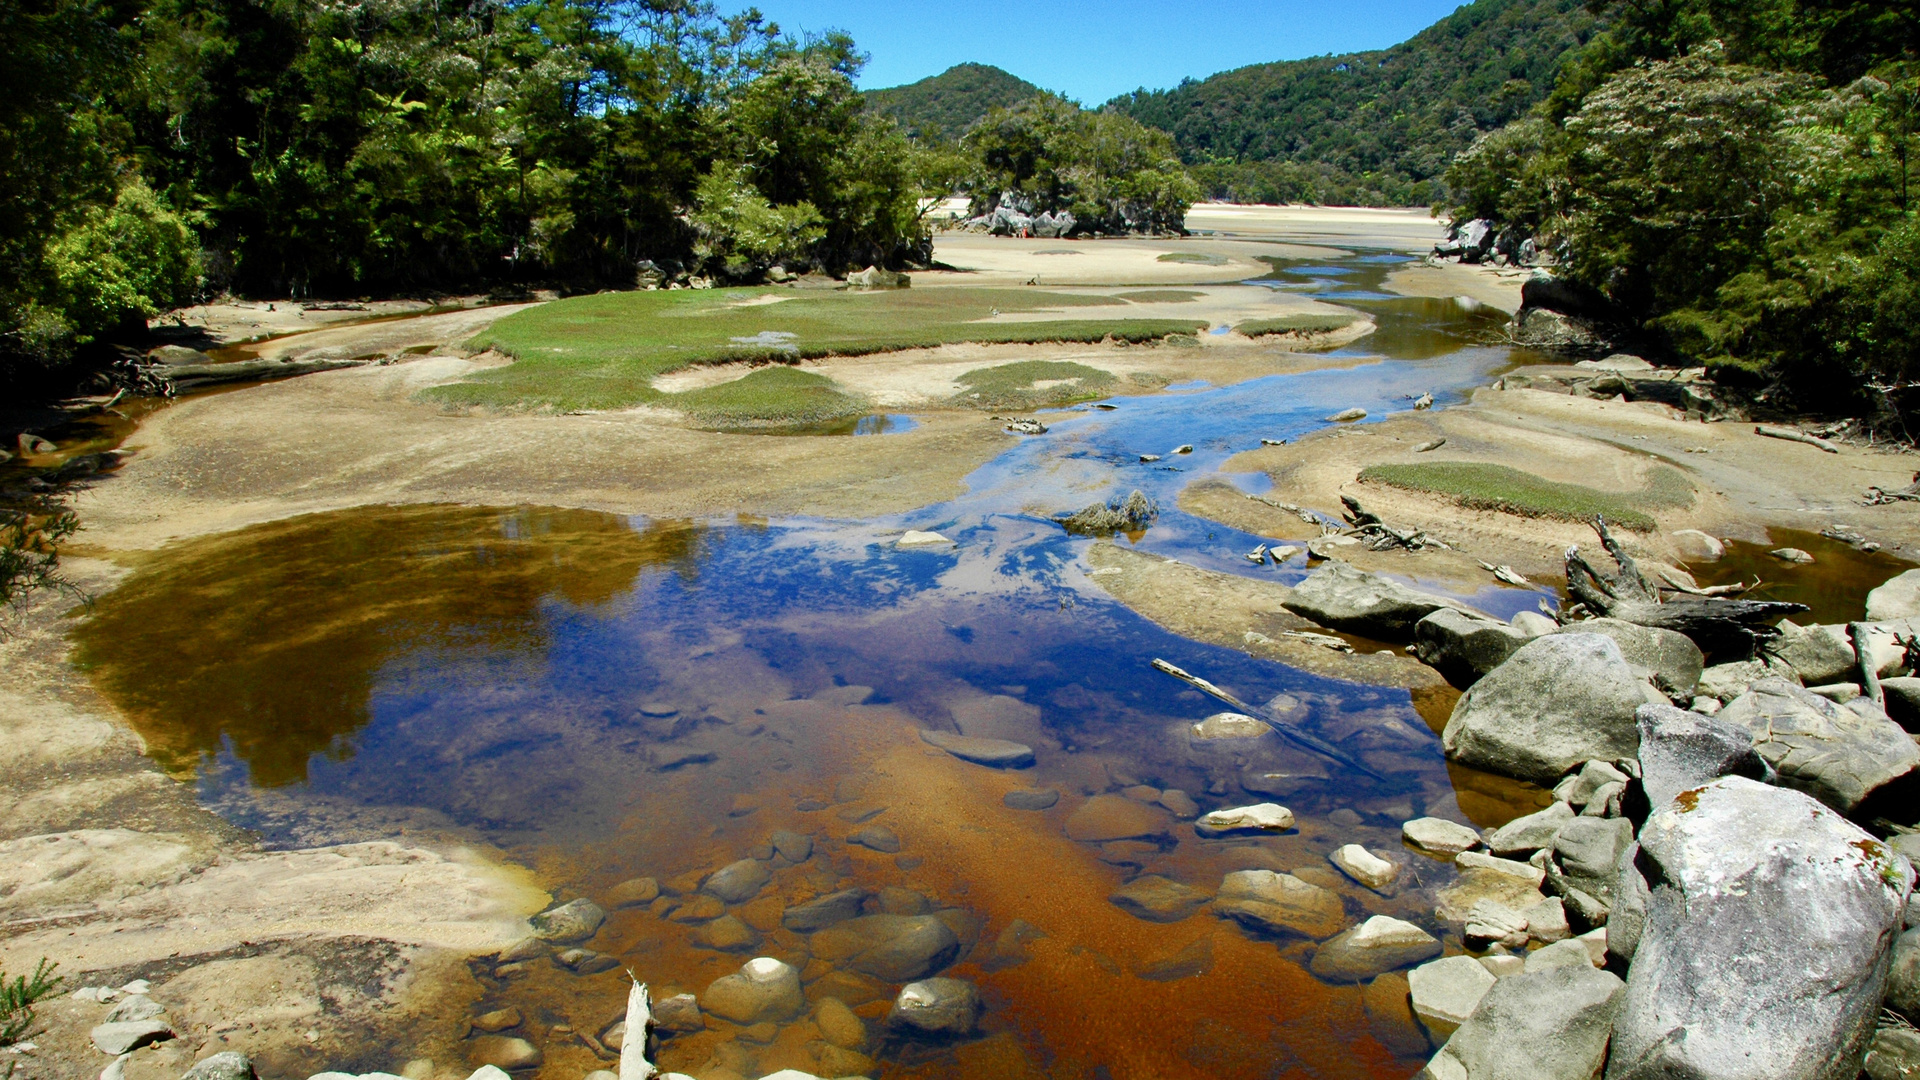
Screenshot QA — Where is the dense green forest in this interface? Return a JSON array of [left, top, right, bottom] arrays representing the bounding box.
[[1107, 0, 1604, 205], [865, 63, 1041, 144], [1448, 0, 1920, 419], [2, 0, 942, 390]]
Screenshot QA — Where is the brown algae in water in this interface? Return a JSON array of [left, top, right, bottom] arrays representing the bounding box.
[[71, 503, 1486, 1080]]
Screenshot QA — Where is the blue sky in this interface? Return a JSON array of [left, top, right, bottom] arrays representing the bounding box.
[[738, 0, 1473, 103]]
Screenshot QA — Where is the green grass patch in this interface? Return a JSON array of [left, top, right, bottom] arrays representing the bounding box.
[[1235, 313, 1361, 337], [1156, 252, 1228, 265], [426, 286, 1204, 414], [954, 360, 1119, 410], [671, 367, 869, 429], [1116, 290, 1204, 304], [1356, 461, 1694, 532]]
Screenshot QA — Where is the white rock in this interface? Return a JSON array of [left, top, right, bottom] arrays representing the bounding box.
[[1194, 803, 1294, 836], [1402, 817, 1482, 855], [1524, 896, 1571, 943], [1670, 529, 1724, 562], [1408, 955, 1498, 1036], [1455, 850, 1546, 887], [462, 1067, 512, 1080], [896, 530, 953, 547], [1479, 953, 1526, 977], [1511, 611, 1559, 638], [1331, 844, 1398, 890], [1576, 927, 1607, 966], [118, 980, 150, 996]]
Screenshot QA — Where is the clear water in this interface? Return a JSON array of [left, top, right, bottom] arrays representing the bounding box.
[[72, 254, 1566, 1080]]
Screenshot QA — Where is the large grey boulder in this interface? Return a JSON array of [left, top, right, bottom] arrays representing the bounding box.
[[1635, 702, 1772, 808], [1886, 927, 1920, 1020], [1716, 678, 1920, 813], [1552, 618, 1704, 700], [1871, 570, 1920, 621], [1775, 621, 1868, 686], [1283, 561, 1474, 640], [1606, 776, 1913, 1080], [1442, 634, 1646, 783], [810, 914, 960, 981], [1883, 677, 1920, 731], [1414, 610, 1531, 686], [1419, 965, 1624, 1080]]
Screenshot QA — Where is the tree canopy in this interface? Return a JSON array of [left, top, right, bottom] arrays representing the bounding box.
[[0, 0, 938, 390], [1107, 0, 1604, 206], [1447, 1, 1920, 419], [863, 62, 1042, 144]]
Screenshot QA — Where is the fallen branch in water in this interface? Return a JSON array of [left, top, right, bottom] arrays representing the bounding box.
[[1754, 425, 1839, 453], [1341, 495, 1450, 551], [1151, 657, 1383, 779]]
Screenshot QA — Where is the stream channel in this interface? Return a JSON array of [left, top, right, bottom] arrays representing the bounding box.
[[75, 256, 1589, 1080]]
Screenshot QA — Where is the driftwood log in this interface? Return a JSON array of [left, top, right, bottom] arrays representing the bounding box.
[[619, 978, 659, 1080], [1565, 518, 1806, 661]]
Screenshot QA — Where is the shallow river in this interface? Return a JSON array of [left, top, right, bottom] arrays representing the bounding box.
[[72, 256, 1619, 1079]]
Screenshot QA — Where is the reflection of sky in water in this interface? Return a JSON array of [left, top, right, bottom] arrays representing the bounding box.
[[156, 252, 1553, 839], [77, 250, 1585, 1080]]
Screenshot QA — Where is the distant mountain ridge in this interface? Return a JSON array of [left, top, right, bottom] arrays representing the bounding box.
[[1106, 0, 1604, 205], [864, 63, 1045, 143]]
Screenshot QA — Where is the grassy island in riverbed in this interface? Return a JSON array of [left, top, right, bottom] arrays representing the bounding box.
[[1357, 461, 1693, 531], [430, 286, 1207, 415], [1234, 313, 1361, 337]]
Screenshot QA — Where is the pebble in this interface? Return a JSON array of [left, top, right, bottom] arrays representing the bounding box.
[[768, 830, 813, 863], [654, 993, 704, 1033], [783, 888, 867, 932], [530, 898, 606, 943], [1331, 844, 1398, 890], [468, 1036, 542, 1071], [1309, 916, 1442, 982], [1194, 803, 1295, 837], [1327, 808, 1364, 827], [702, 859, 772, 903], [1109, 875, 1213, 922], [668, 895, 725, 923], [1064, 795, 1170, 842], [848, 825, 901, 853], [1401, 817, 1482, 855], [103, 996, 165, 1024], [1003, 788, 1060, 811], [472, 1009, 522, 1033], [812, 998, 867, 1050], [90, 1020, 173, 1055], [690, 915, 761, 952], [181, 1052, 256, 1080], [1771, 547, 1815, 564], [557, 948, 619, 974], [1156, 789, 1200, 818], [919, 729, 1035, 768], [887, 977, 981, 1036], [703, 957, 803, 1025], [607, 878, 660, 908]]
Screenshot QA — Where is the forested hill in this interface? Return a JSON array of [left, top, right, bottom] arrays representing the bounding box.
[[865, 64, 1044, 143], [1107, 0, 1603, 205]]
